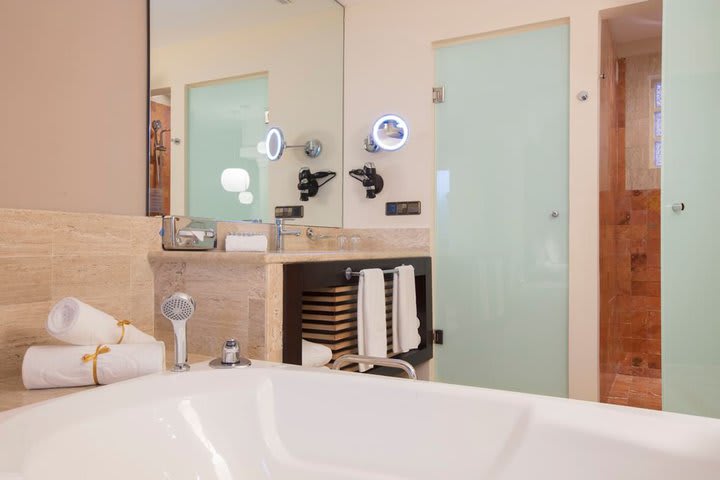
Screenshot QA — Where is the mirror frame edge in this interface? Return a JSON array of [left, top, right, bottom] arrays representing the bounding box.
[[145, 0, 151, 217]]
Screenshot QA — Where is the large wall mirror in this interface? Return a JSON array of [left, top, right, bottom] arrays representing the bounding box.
[[149, 0, 344, 227]]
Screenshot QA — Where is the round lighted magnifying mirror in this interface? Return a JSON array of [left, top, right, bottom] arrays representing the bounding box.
[[265, 127, 322, 161], [364, 114, 409, 153], [265, 127, 285, 162]]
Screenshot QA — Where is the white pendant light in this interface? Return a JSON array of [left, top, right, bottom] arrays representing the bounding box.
[[221, 168, 250, 192], [238, 191, 254, 204]]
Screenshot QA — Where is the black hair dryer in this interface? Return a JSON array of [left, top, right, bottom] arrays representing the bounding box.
[[297, 167, 336, 201], [349, 162, 384, 199]]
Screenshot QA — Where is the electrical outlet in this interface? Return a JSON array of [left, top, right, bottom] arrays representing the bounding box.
[[385, 201, 421, 216]]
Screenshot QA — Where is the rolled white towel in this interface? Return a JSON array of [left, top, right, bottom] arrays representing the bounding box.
[[301, 339, 332, 368], [22, 342, 165, 390], [47, 297, 156, 345]]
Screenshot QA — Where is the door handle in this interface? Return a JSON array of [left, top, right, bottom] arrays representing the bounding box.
[[551, 210, 560, 218], [672, 202, 685, 213]]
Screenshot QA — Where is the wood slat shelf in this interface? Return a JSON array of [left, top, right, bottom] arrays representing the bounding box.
[[283, 257, 434, 377], [302, 283, 396, 367]]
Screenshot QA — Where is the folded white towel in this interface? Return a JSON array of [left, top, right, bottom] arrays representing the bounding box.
[[392, 265, 422, 353], [301, 339, 332, 368], [47, 297, 156, 345], [225, 234, 268, 252], [357, 269, 388, 372], [22, 342, 165, 389]]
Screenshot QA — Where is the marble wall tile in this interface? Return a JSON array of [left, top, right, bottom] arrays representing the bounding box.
[[0, 257, 51, 306], [0, 302, 57, 379], [152, 259, 269, 360], [624, 53, 661, 191], [0, 208, 158, 383], [0, 209, 53, 258], [264, 264, 283, 362], [52, 212, 133, 256]]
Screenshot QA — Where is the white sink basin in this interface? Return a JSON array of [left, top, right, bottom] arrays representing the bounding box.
[[1, 362, 720, 479]]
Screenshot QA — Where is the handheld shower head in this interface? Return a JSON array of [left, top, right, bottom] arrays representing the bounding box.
[[161, 292, 195, 322], [152, 120, 162, 132], [161, 293, 195, 372]]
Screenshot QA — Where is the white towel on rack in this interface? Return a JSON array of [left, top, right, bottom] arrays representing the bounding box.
[[357, 268, 387, 372], [392, 265, 421, 353]]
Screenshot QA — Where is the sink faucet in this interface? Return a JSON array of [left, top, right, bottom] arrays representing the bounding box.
[[275, 218, 301, 251]]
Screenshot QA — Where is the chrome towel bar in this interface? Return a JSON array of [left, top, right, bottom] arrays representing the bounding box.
[[332, 354, 417, 380], [344, 266, 398, 281]]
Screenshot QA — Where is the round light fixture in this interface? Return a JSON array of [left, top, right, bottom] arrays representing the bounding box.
[[370, 114, 409, 152], [265, 127, 285, 161], [238, 191, 254, 205], [256, 141, 267, 155], [220, 168, 250, 192]]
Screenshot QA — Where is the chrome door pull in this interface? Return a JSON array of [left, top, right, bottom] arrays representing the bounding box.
[[672, 202, 685, 213], [551, 210, 560, 218]]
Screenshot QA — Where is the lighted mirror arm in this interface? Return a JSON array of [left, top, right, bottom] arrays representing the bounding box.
[[265, 127, 322, 161]]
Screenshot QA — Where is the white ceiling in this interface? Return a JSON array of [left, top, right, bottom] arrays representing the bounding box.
[[608, 1, 662, 44], [151, 0, 342, 49]]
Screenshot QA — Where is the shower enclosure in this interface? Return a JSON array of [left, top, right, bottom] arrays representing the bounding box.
[[434, 23, 570, 397]]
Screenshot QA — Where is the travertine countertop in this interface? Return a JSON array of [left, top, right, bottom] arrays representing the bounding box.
[[0, 353, 212, 413], [149, 249, 430, 265]]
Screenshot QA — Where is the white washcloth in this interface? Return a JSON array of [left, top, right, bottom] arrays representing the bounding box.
[[225, 234, 268, 252], [357, 269, 387, 372], [47, 297, 156, 345], [301, 339, 332, 367], [22, 342, 165, 390], [392, 265, 422, 353]]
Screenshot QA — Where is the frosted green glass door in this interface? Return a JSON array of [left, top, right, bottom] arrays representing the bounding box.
[[187, 76, 268, 221], [435, 25, 569, 397], [662, 1, 720, 417]]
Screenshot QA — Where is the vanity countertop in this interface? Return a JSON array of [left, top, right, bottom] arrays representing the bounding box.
[[0, 354, 212, 413], [149, 249, 431, 265]]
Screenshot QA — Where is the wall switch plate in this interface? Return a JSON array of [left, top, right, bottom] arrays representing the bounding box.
[[386, 201, 421, 216], [274, 206, 304, 218]]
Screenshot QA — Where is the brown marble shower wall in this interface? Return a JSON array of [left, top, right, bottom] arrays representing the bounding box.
[[600, 33, 662, 403], [613, 189, 661, 378]]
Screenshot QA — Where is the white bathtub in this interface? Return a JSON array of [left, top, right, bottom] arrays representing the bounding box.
[[1, 361, 720, 479]]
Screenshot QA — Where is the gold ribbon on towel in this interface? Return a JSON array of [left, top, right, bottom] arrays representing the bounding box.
[[82, 345, 111, 385], [116, 320, 132, 344]]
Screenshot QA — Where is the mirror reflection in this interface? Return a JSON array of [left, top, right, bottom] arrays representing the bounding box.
[[149, 0, 344, 226], [364, 114, 409, 153]]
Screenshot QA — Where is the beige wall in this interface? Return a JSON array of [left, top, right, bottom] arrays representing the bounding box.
[[151, 9, 344, 227], [343, 0, 645, 401], [0, 0, 147, 216]]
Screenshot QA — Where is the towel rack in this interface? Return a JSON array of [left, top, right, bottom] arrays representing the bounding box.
[[344, 266, 398, 281]]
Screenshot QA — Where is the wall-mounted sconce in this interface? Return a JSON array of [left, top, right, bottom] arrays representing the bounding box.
[[221, 168, 250, 192], [221, 168, 255, 205], [265, 127, 322, 162], [363, 114, 409, 153], [238, 191, 254, 205], [349, 162, 384, 199], [297, 167, 336, 202]]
